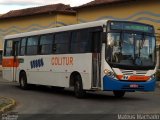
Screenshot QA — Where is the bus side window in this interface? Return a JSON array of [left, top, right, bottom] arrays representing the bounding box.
[[39, 34, 53, 55], [71, 29, 90, 53], [92, 31, 101, 53], [20, 38, 27, 56], [26, 36, 39, 55], [54, 32, 70, 54], [12, 40, 20, 57], [4, 40, 13, 56]]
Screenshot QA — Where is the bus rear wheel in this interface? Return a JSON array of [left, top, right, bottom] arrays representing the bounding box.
[[113, 91, 125, 98], [19, 72, 28, 90], [74, 75, 86, 98]]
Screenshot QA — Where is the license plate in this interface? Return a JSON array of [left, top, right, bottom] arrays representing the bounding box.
[[130, 84, 139, 88]]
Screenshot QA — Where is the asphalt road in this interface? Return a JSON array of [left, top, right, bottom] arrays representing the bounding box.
[[0, 76, 160, 119]]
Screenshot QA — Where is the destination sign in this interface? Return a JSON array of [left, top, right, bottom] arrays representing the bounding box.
[[110, 21, 154, 33]]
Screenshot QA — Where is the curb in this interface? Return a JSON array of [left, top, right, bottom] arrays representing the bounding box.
[[0, 97, 16, 114]]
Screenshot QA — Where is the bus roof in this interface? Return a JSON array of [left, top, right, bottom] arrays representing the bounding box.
[[4, 20, 108, 40]]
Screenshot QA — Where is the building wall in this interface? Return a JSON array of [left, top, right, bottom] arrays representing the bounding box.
[[77, 0, 160, 43], [57, 14, 77, 27], [0, 13, 76, 48], [0, 0, 160, 49]]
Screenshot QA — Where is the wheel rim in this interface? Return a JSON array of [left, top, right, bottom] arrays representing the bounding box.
[[20, 77, 25, 87], [75, 81, 80, 94]]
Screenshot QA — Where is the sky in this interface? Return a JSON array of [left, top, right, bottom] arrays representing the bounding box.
[[0, 0, 93, 14]]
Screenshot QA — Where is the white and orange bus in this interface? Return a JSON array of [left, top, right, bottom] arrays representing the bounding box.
[[2, 20, 157, 98]]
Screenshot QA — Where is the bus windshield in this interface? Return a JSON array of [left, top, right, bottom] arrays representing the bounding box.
[[106, 32, 156, 69]]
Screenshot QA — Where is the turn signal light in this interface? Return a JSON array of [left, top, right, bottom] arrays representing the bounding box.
[[104, 69, 115, 78]]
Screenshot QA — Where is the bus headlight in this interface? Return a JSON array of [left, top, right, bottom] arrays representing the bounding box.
[[147, 74, 156, 81], [151, 74, 156, 79], [104, 69, 115, 78]]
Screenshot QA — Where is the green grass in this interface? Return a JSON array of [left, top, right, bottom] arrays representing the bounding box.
[[0, 103, 8, 109], [0, 99, 12, 110]]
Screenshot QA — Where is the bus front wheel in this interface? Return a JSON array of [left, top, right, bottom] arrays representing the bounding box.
[[19, 72, 28, 90], [74, 75, 86, 98], [113, 91, 125, 98]]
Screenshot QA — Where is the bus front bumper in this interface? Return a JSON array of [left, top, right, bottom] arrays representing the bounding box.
[[103, 76, 156, 92]]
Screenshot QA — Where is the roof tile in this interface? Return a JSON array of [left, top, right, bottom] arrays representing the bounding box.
[[0, 3, 76, 19], [75, 0, 132, 9]]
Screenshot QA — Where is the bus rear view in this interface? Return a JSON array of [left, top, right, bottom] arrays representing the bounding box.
[[103, 21, 156, 97]]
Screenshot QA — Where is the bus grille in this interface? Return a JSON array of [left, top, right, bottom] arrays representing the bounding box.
[[120, 70, 147, 76]]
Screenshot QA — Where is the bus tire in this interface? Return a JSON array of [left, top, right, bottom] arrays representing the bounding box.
[[19, 72, 28, 90], [74, 75, 86, 98], [113, 91, 125, 98], [51, 86, 64, 91]]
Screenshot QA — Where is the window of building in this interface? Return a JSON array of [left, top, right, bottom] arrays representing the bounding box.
[[26, 36, 39, 55], [54, 32, 70, 54], [39, 34, 53, 54]]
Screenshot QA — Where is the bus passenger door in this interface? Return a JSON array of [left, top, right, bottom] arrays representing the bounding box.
[[92, 31, 101, 88], [12, 41, 19, 82]]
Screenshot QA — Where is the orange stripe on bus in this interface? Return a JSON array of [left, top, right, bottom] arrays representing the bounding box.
[[128, 76, 150, 81], [2, 58, 20, 67], [116, 75, 150, 81], [116, 75, 123, 80]]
